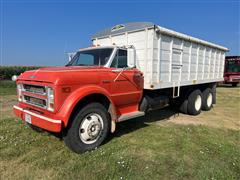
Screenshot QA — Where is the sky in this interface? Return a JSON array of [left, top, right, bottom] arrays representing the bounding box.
[[1, 0, 239, 66]]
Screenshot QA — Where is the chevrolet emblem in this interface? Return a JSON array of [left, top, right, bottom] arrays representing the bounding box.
[[29, 75, 36, 79]]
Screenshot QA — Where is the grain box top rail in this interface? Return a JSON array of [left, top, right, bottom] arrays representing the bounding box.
[[92, 22, 228, 51]]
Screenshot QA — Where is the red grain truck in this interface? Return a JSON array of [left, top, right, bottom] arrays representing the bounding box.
[[223, 56, 240, 87], [13, 22, 228, 153]]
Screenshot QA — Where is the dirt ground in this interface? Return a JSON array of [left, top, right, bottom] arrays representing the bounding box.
[[143, 86, 240, 130]]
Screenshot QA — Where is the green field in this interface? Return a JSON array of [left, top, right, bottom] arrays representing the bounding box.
[[0, 81, 239, 179]]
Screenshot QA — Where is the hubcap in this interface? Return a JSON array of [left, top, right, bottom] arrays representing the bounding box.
[[207, 93, 213, 107], [195, 95, 202, 111], [79, 113, 103, 144]]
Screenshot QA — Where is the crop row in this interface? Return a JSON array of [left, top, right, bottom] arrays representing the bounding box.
[[0, 66, 43, 80]]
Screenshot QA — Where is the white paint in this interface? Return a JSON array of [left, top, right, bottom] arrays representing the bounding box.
[[13, 105, 61, 124], [207, 93, 213, 107], [92, 25, 228, 90], [195, 95, 202, 111]]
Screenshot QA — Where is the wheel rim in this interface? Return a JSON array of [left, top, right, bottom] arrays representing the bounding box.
[[79, 113, 103, 144], [195, 95, 202, 111], [207, 93, 213, 107]]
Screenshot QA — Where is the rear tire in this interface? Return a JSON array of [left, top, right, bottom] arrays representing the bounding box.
[[202, 88, 213, 111], [179, 98, 188, 114], [232, 82, 238, 87], [187, 90, 202, 115], [63, 103, 110, 154]]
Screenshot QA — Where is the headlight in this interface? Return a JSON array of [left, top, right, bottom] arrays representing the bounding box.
[[47, 87, 54, 112], [17, 84, 23, 101]]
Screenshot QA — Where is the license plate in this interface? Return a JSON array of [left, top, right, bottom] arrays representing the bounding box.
[[25, 114, 32, 124]]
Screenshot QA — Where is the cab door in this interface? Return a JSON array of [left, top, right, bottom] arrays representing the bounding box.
[[109, 49, 143, 107]]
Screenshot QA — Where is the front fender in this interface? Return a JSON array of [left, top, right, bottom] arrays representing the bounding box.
[[56, 85, 115, 127]]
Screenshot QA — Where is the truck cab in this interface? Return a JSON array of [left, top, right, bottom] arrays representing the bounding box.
[[224, 56, 240, 87], [13, 45, 144, 153]]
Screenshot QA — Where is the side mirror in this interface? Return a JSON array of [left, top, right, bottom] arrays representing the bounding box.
[[127, 47, 136, 68]]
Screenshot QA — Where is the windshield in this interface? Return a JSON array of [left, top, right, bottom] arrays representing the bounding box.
[[226, 60, 240, 73], [66, 48, 113, 66]]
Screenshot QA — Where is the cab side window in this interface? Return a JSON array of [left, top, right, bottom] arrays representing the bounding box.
[[111, 49, 128, 68]]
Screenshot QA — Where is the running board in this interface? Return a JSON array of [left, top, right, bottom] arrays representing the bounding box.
[[117, 111, 145, 122]]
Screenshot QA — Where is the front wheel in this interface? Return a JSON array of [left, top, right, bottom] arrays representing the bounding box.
[[63, 103, 110, 154]]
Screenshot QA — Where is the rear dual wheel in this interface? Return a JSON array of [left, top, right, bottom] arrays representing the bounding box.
[[202, 88, 213, 111], [179, 88, 213, 115], [187, 90, 202, 115]]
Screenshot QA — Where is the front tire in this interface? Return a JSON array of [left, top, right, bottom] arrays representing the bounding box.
[[187, 90, 202, 115], [63, 103, 110, 154]]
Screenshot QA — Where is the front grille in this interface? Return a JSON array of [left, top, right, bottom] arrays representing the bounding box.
[[23, 84, 46, 95], [22, 84, 48, 109], [24, 95, 47, 108]]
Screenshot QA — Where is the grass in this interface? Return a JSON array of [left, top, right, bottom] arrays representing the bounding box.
[[0, 81, 239, 179], [0, 81, 16, 95]]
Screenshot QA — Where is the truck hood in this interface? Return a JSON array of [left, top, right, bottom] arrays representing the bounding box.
[[17, 66, 107, 85]]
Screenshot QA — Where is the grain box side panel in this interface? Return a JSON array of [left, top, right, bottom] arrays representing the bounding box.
[[181, 41, 191, 81], [152, 30, 160, 84], [190, 43, 198, 81], [111, 34, 128, 46], [158, 34, 172, 84], [94, 37, 112, 46], [210, 49, 216, 79], [128, 30, 146, 78], [219, 51, 225, 78], [127, 29, 155, 85], [197, 45, 204, 80], [204, 47, 211, 79]]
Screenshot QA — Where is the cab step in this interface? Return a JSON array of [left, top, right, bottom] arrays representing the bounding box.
[[117, 111, 145, 122]]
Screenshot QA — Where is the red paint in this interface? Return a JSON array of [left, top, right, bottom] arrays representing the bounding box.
[[13, 66, 144, 132], [13, 105, 62, 132]]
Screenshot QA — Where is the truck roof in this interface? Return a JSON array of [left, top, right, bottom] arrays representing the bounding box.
[[92, 22, 228, 51], [92, 22, 154, 39], [79, 45, 116, 51]]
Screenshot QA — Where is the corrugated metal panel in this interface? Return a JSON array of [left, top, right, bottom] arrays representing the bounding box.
[[156, 26, 228, 51], [92, 22, 228, 90]]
